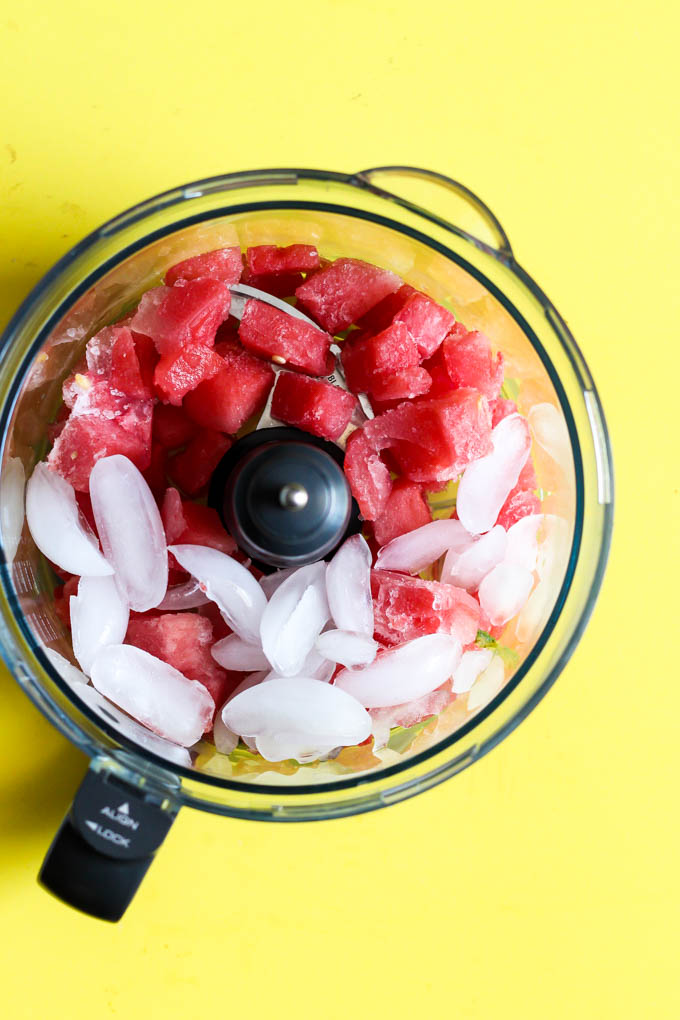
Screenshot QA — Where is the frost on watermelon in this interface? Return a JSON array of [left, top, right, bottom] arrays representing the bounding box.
[[340, 323, 431, 400], [271, 371, 358, 442], [167, 428, 232, 495], [242, 244, 320, 297], [371, 570, 480, 647], [49, 327, 154, 490], [164, 246, 243, 287], [131, 278, 231, 356], [344, 429, 394, 521], [423, 322, 503, 402], [161, 487, 236, 556], [154, 344, 225, 406], [152, 404, 199, 448], [496, 456, 540, 529], [183, 339, 274, 434], [125, 612, 236, 711], [238, 299, 333, 376], [295, 258, 402, 334], [369, 367, 432, 402], [371, 479, 432, 547]]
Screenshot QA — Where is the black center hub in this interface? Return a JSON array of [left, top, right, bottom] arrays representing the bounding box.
[[208, 427, 360, 571]]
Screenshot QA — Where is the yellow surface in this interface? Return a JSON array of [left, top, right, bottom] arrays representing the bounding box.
[[1, 1, 678, 1016]]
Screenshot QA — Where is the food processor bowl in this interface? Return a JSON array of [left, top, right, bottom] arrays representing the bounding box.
[[0, 167, 613, 919]]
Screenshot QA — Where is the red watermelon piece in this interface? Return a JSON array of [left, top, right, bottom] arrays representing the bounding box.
[[295, 258, 402, 334], [152, 404, 200, 448], [164, 246, 243, 287], [238, 299, 333, 376], [491, 397, 518, 427], [125, 613, 234, 711], [371, 570, 480, 647], [183, 339, 274, 434], [167, 428, 232, 495], [344, 429, 393, 521], [131, 279, 231, 356], [270, 371, 358, 442], [390, 292, 455, 359], [161, 487, 236, 556], [371, 479, 433, 547], [197, 600, 232, 641], [356, 284, 416, 333], [369, 366, 432, 402], [241, 270, 304, 299], [496, 457, 540, 529], [142, 441, 168, 497], [423, 323, 503, 402], [154, 344, 225, 406], [245, 244, 320, 276]]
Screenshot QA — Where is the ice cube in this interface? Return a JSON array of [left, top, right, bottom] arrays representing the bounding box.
[[370, 682, 454, 739], [375, 518, 472, 575], [157, 578, 210, 611], [91, 644, 214, 746], [44, 648, 90, 691], [452, 648, 494, 693], [260, 562, 330, 677], [25, 462, 112, 576], [504, 514, 543, 572], [259, 567, 298, 599], [466, 654, 505, 711], [334, 633, 461, 708], [326, 534, 373, 635], [441, 525, 507, 591], [516, 515, 570, 642], [0, 457, 25, 566], [90, 455, 167, 611], [211, 633, 271, 671], [315, 629, 378, 667], [212, 711, 239, 754], [74, 682, 192, 767], [222, 676, 371, 764], [528, 402, 571, 472], [169, 544, 267, 645], [70, 574, 130, 675], [456, 414, 531, 534], [478, 562, 534, 626]]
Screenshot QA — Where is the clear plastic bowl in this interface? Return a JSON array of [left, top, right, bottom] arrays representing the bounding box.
[[0, 166, 613, 823]]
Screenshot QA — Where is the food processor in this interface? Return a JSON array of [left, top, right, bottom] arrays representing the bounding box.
[[0, 167, 614, 921]]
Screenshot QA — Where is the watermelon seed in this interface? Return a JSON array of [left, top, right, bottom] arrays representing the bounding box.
[[272, 355, 287, 365]]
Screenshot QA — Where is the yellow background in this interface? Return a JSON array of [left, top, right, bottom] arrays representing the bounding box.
[[1, 0, 678, 1016]]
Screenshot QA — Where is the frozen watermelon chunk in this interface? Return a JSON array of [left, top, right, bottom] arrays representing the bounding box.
[[84, 326, 155, 400], [371, 570, 480, 646], [167, 428, 232, 495], [48, 393, 153, 491], [391, 292, 455, 359], [242, 270, 304, 299], [491, 397, 518, 427], [125, 612, 234, 710], [183, 339, 274, 434], [295, 258, 402, 334], [142, 441, 168, 496], [161, 487, 236, 556], [424, 323, 503, 402], [369, 366, 432, 402], [244, 243, 319, 278], [154, 344, 225, 406], [164, 246, 243, 287], [496, 457, 540, 529], [238, 299, 333, 376], [371, 479, 433, 547], [271, 371, 358, 442], [152, 404, 199, 448], [131, 279, 231, 356], [356, 284, 416, 333], [344, 429, 393, 521]]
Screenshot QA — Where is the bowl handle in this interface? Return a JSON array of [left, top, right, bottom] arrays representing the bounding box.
[[39, 763, 179, 922], [352, 166, 513, 257]]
